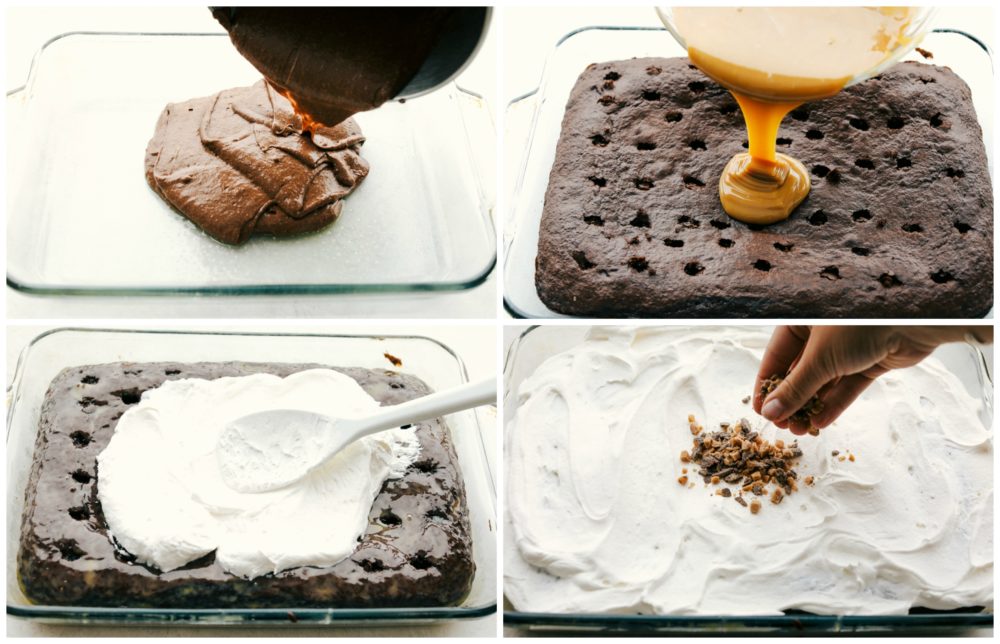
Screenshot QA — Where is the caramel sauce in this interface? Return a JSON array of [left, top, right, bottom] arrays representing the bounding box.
[[673, 7, 915, 224]]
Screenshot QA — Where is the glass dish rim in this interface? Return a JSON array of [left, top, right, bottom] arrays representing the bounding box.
[[7, 326, 498, 625], [6, 31, 496, 297], [502, 324, 993, 632], [501, 25, 993, 319]]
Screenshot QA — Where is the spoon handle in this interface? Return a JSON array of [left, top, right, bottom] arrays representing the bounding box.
[[348, 378, 496, 438]]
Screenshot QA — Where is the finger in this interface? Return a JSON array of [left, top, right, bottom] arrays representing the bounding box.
[[754, 326, 810, 414], [760, 340, 837, 423], [812, 372, 882, 428]]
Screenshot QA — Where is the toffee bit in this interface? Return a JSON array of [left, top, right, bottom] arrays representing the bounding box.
[[741, 395, 751, 404], [804, 475, 815, 486], [749, 499, 762, 514], [849, 454, 856, 462], [678, 476, 688, 485], [720, 487, 732, 497], [831, 450, 840, 457], [916, 46, 933, 59], [770, 488, 784, 505], [680, 450, 691, 463], [838, 455, 846, 462], [688, 414, 696, 422]]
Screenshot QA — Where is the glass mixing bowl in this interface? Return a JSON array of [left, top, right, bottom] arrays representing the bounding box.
[[656, 6, 938, 95]]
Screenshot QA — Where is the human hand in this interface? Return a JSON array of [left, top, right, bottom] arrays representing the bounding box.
[[752, 326, 990, 435]]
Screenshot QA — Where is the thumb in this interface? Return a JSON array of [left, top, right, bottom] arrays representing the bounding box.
[[760, 347, 834, 423]]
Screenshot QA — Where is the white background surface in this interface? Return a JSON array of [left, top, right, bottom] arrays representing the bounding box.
[[6, 323, 498, 638], [5, 6, 498, 320]]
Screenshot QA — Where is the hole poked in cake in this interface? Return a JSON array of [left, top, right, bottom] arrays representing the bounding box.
[[583, 214, 604, 226], [930, 270, 955, 284], [687, 81, 706, 93], [945, 167, 965, 179], [879, 273, 903, 288], [68, 506, 90, 521], [820, 266, 841, 280], [412, 459, 440, 474], [630, 211, 651, 228], [753, 259, 772, 272], [55, 539, 85, 562], [790, 108, 809, 121], [604, 71, 620, 81], [851, 246, 871, 256], [954, 221, 972, 234], [902, 223, 923, 233], [811, 165, 830, 178], [718, 239, 734, 248], [646, 65, 661, 76], [641, 90, 661, 101], [665, 111, 683, 123], [709, 219, 730, 230], [588, 176, 607, 187], [636, 141, 656, 151], [165, 369, 181, 375], [78, 397, 108, 410], [852, 209, 872, 222], [590, 134, 610, 147], [378, 509, 403, 526], [807, 211, 827, 226], [664, 238, 684, 248], [929, 113, 944, 128], [70, 431, 92, 448], [684, 262, 705, 276], [80, 375, 99, 385], [571, 251, 596, 270], [71, 470, 92, 485], [110, 388, 143, 405], [627, 257, 649, 272], [854, 159, 875, 170], [849, 117, 869, 131], [887, 116, 905, 129], [678, 215, 700, 229], [682, 176, 705, 189], [720, 103, 738, 115], [597, 94, 617, 106], [634, 178, 654, 190], [359, 558, 386, 573], [426, 507, 449, 522], [410, 551, 436, 570], [897, 157, 912, 169], [775, 137, 793, 146], [805, 129, 824, 140], [774, 242, 793, 252], [688, 139, 707, 151]]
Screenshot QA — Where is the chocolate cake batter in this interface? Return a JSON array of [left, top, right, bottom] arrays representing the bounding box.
[[211, 7, 456, 128], [144, 81, 369, 245]]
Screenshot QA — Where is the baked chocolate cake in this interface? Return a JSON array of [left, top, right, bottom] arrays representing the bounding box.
[[535, 58, 993, 317], [18, 362, 474, 608], [144, 81, 369, 245]]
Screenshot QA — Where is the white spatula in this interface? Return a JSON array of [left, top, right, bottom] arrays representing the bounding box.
[[216, 377, 495, 493]]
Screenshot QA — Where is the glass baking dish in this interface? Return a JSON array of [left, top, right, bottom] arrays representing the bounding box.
[[502, 324, 993, 634], [6, 32, 495, 295], [6, 328, 497, 626], [502, 27, 995, 318]]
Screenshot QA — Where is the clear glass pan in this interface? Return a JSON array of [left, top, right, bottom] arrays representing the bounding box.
[[7, 33, 496, 295], [7, 328, 497, 626], [503, 324, 992, 634], [503, 27, 994, 318]]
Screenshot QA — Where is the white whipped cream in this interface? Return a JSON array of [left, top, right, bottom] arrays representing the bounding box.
[[97, 369, 420, 579], [505, 327, 993, 615]]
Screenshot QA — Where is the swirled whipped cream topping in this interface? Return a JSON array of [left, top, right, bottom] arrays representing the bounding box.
[[505, 327, 993, 615], [97, 369, 419, 579]]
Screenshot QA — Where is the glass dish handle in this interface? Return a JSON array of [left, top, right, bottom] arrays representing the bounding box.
[[454, 84, 496, 222], [504, 91, 540, 246]]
